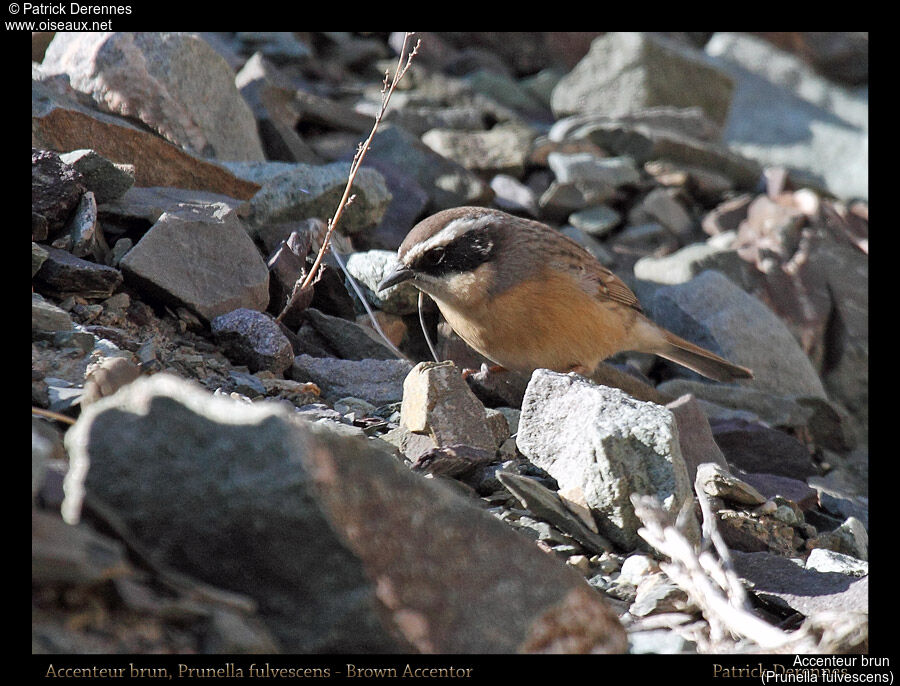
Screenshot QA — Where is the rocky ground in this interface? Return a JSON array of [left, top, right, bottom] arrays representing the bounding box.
[[32, 32, 868, 655]]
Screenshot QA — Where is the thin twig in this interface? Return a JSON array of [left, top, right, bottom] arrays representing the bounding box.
[[632, 494, 820, 653], [277, 32, 421, 325], [418, 291, 440, 363], [32, 406, 76, 426], [329, 248, 412, 363]]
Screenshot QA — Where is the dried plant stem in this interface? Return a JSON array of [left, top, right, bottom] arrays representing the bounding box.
[[632, 494, 817, 653], [32, 406, 76, 426], [277, 32, 420, 324], [418, 291, 440, 363], [329, 248, 411, 363]]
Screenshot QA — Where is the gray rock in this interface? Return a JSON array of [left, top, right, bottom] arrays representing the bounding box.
[[464, 69, 550, 118], [617, 553, 660, 585], [120, 204, 269, 323], [665, 394, 729, 481], [363, 159, 430, 251], [379, 425, 440, 462], [539, 181, 606, 219], [647, 270, 827, 398], [235, 53, 321, 165], [421, 123, 535, 177], [58, 191, 103, 261], [290, 354, 412, 406], [34, 245, 123, 299], [702, 194, 754, 235], [365, 124, 494, 211], [344, 250, 420, 316], [98, 186, 249, 227], [551, 33, 735, 126], [32, 509, 131, 587], [629, 629, 695, 654], [497, 471, 612, 554], [731, 550, 868, 616], [610, 222, 678, 257], [490, 174, 539, 217], [384, 104, 489, 138], [558, 226, 616, 265], [656, 379, 813, 431], [58, 149, 135, 204], [710, 418, 816, 479], [738, 472, 817, 511], [634, 241, 755, 290], [551, 106, 725, 144], [568, 205, 622, 237], [42, 32, 265, 161], [227, 370, 267, 398], [835, 517, 868, 560], [706, 32, 868, 200], [521, 68, 566, 109], [63, 373, 627, 653], [32, 293, 74, 334], [695, 462, 765, 506], [234, 32, 313, 63], [808, 478, 868, 530], [32, 242, 49, 277], [211, 309, 294, 375], [516, 370, 696, 550], [223, 160, 391, 235], [61, 373, 405, 652], [549, 112, 762, 190], [813, 243, 868, 431], [630, 575, 690, 617], [805, 548, 868, 577], [548, 153, 641, 190], [401, 361, 496, 453], [301, 308, 398, 361], [629, 187, 695, 240]]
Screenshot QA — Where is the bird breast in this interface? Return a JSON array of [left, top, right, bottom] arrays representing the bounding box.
[[433, 268, 641, 374]]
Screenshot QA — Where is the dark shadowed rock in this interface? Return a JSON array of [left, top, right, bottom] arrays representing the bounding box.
[[211, 309, 294, 374], [58, 149, 135, 205], [34, 245, 123, 299], [32, 148, 85, 240], [710, 418, 817, 479], [648, 270, 826, 398], [289, 355, 411, 406], [63, 374, 627, 653], [731, 550, 868, 616]]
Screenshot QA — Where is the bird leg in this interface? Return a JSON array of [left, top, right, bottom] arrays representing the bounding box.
[[462, 362, 507, 380]]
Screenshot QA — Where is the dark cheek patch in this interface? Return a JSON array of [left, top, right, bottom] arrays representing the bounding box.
[[416, 228, 496, 277]]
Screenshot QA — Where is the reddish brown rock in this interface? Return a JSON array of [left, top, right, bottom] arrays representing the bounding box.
[[32, 80, 260, 200]]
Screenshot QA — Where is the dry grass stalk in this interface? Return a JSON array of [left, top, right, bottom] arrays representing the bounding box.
[[631, 492, 865, 653], [275, 32, 421, 326]]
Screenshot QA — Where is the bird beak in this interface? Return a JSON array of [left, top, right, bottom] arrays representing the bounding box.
[[377, 265, 415, 292]]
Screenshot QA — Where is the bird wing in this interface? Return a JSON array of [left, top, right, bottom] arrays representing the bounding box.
[[577, 262, 643, 313], [524, 221, 644, 313]]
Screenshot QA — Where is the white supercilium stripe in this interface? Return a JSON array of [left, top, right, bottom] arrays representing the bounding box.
[[404, 213, 496, 265]]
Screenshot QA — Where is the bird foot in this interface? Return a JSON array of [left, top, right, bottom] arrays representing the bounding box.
[[462, 363, 507, 380]]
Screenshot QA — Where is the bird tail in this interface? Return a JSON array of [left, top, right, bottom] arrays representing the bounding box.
[[653, 330, 753, 383]]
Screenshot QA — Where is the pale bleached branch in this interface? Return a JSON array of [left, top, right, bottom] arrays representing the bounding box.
[[631, 493, 863, 653]]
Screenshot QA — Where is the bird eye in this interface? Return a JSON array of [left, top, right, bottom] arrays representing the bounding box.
[[423, 247, 445, 266]]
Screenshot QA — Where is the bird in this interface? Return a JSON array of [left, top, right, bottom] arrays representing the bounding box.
[[377, 206, 752, 383]]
